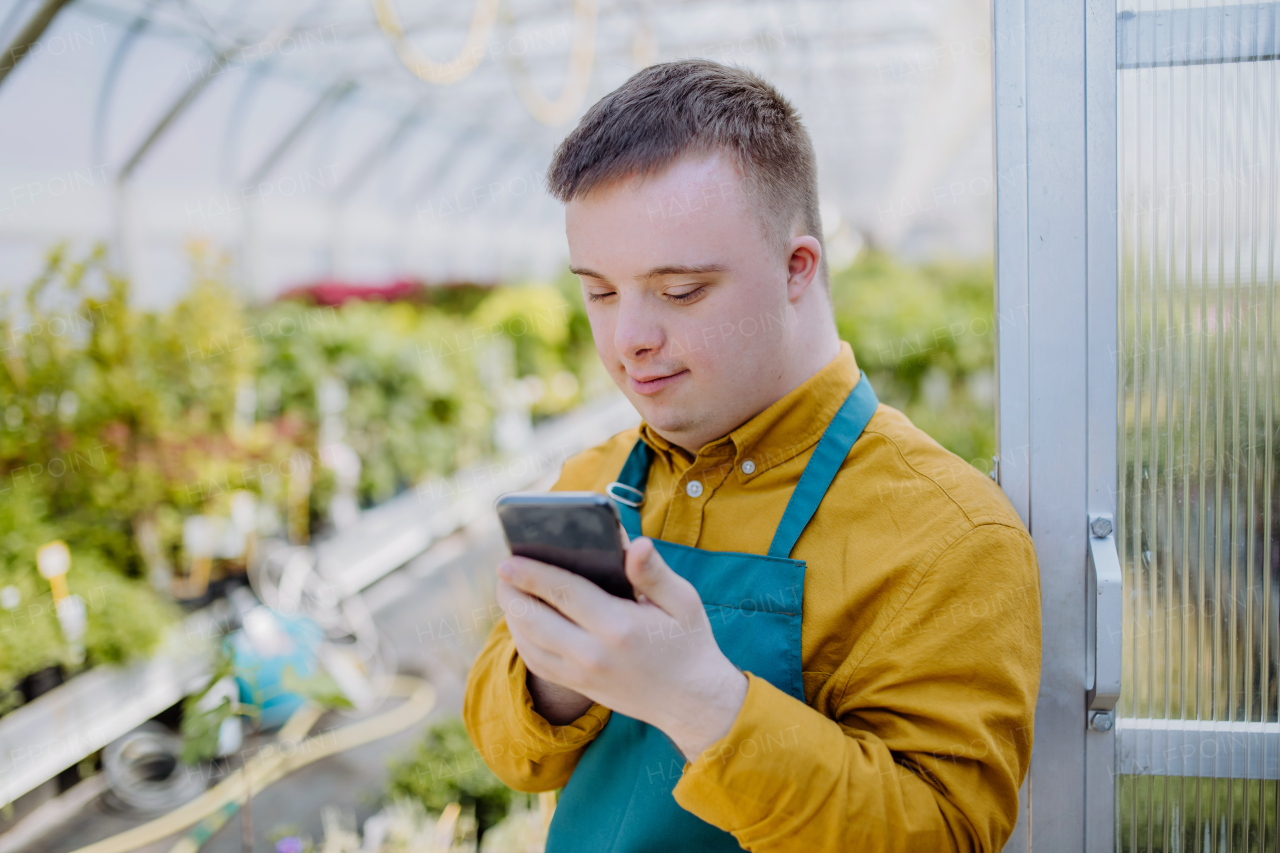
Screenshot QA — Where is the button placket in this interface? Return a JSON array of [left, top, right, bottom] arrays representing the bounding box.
[[663, 454, 732, 545], [683, 452, 734, 499]]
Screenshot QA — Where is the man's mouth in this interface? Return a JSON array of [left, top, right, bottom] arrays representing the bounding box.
[[627, 368, 689, 396]]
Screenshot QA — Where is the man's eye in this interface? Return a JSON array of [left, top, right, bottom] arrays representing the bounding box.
[[586, 291, 614, 302], [668, 288, 704, 303]]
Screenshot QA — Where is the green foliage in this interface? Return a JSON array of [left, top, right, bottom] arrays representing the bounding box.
[[178, 646, 356, 769], [0, 245, 611, 693], [830, 251, 996, 469], [0, 497, 69, 691], [385, 716, 514, 837], [179, 644, 241, 766], [468, 281, 599, 419], [548, 269, 613, 402], [0, 491, 174, 692], [0, 244, 304, 573], [251, 278, 604, 505], [72, 552, 177, 665], [251, 298, 489, 505], [180, 697, 238, 767], [414, 282, 493, 316]]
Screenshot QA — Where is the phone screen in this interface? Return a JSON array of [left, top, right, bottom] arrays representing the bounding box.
[[496, 492, 634, 600]]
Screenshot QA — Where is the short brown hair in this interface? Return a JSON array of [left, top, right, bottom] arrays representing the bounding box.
[[546, 59, 826, 284]]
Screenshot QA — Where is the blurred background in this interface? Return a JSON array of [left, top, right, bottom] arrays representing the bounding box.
[[0, 1, 998, 851]]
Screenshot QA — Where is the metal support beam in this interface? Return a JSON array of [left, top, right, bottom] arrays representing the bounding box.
[[0, 0, 75, 88], [333, 105, 426, 202], [245, 80, 356, 187], [1119, 719, 1280, 780], [116, 52, 226, 182]]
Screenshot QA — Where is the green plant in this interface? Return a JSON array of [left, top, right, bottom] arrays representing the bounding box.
[[0, 244, 304, 576], [251, 276, 606, 507], [830, 251, 996, 469], [0, 244, 618, 695], [0, 491, 174, 692], [385, 716, 519, 838], [251, 298, 489, 505], [179, 643, 244, 765]]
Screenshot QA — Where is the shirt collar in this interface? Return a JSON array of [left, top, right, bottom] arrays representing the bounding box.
[[637, 340, 861, 477]]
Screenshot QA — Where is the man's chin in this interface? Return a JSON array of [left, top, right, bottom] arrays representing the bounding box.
[[626, 390, 685, 431]]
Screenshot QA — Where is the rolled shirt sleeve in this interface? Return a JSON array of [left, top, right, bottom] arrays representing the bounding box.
[[462, 614, 613, 793], [672, 523, 1041, 852]]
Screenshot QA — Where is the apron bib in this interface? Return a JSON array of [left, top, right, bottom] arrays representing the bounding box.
[[545, 372, 879, 853]]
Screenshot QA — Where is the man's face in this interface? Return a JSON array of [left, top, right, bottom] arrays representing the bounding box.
[[565, 152, 796, 454]]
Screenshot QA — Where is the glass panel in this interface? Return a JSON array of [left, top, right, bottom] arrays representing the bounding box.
[[1118, 777, 1279, 851], [1116, 2, 1280, 851]]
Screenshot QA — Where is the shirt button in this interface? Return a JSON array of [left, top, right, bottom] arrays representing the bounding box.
[[741, 460, 756, 475], [685, 480, 704, 497]]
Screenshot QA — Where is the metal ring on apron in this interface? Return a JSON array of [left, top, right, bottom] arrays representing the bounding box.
[[605, 481, 645, 507]]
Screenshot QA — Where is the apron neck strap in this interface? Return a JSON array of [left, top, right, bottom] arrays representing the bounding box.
[[767, 371, 878, 559], [606, 371, 879, 556]]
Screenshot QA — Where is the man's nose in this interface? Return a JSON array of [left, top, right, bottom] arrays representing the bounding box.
[[612, 294, 666, 361]]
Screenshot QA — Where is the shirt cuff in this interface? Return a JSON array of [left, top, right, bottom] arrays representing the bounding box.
[[509, 647, 612, 753], [672, 670, 831, 831]]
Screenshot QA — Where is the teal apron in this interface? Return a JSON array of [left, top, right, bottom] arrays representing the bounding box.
[[544, 371, 879, 853]]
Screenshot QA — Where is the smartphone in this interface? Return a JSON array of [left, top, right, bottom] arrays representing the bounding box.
[[494, 491, 635, 600]]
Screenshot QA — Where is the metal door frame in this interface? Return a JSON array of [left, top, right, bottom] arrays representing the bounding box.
[[996, 2, 1280, 849], [993, 0, 1118, 849]]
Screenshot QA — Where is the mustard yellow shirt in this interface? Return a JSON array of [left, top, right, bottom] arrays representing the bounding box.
[[463, 340, 1041, 852]]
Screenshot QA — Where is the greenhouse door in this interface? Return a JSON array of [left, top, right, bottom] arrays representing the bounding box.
[[993, 1, 1278, 851]]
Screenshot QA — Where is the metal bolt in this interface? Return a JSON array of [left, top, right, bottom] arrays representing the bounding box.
[[1090, 516, 1113, 538], [1089, 710, 1114, 732]]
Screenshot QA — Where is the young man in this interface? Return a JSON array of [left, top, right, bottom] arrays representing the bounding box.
[[463, 59, 1041, 852]]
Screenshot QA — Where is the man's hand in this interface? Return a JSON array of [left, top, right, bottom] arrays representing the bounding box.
[[494, 536, 748, 761]]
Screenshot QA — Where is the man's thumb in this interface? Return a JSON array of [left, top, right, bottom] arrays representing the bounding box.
[[625, 537, 687, 612]]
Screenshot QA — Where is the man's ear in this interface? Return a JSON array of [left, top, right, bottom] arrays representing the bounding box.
[[786, 234, 823, 302]]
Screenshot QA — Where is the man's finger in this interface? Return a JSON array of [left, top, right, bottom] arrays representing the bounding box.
[[509, 616, 565, 682], [504, 587, 570, 673], [499, 555, 623, 634], [505, 582, 592, 658]]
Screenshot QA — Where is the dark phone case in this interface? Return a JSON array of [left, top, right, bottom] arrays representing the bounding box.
[[495, 491, 635, 600]]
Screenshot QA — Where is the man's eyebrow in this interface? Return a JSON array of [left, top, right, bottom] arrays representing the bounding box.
[[569, 263, 730, 282], [641, 263, 729, 279]]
